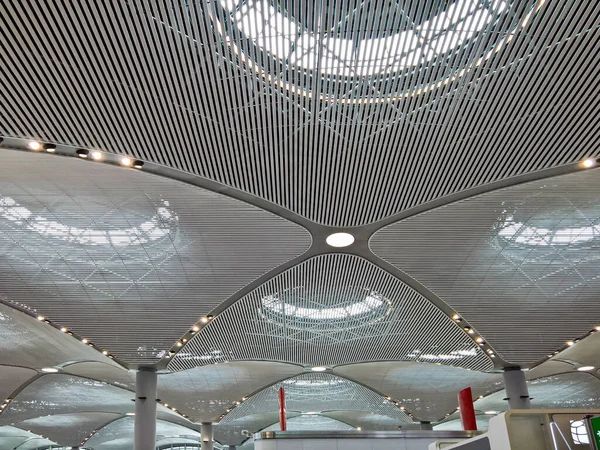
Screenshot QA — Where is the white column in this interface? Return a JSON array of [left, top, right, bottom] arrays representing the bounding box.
[[134, 368, 158, 450], [502, 367, 531, 409], [201, 422, 214, 450]]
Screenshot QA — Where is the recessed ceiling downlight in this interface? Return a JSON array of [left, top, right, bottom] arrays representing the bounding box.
[[326, 232, 355, 248], [311, 366, 327, 372], [577, 366, 595, 371], [41, 368, 58, 373]]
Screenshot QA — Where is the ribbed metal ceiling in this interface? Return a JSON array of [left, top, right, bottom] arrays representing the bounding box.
[[0, 374, 190, 429], [14, 412, 122, 447], [0, 302, 115, 370], [262, 415, 354, 431], [371, 169, 600, 365], [222, 372, 411, 424], [1, 1, 599, 226], [170, 254, 492, 371], [323, 411, 408, 431], [335, 361, 502, 421], [85, 417, 201, 450], [214, 412, 300, 446], [157, 361, 303, 422], [0, 150, 310, 364], [474, 372, 600, 413], [0, 365, 37, 404]]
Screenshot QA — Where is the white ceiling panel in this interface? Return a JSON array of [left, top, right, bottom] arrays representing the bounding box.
[[371, 169, 600, 365], [0, 150, 310, 364]]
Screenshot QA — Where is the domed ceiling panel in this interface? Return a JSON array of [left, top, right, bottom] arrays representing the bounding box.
[[0, 365, 37, 403], [221, 372, 411, 424], [474, 372, 600, 413], [0, 150, 311, 364], [62, 362, 136, 390], [0, 426, 52, 450], [1, 1, 599, 226], [170, 254, 492, 371], [262, 415, 354, 432], [335, 362, 502, 421], [371, 169, 600, 365], [214, 412, 301, 446], [0, 303, 116, 369], [157, 361, 303, 422], [323, 411, 406, 431], [14, 412, 121, 447], [85, 417, 200, 450], [0, 374, 188, 427]]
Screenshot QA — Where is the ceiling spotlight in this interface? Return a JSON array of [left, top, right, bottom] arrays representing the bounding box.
[[102, 350, 109, 356], [76, 149, 89, 158], [28, 141, 41, 150], [126, 412, 135, 416], [582, 159, 595, 168], [485, 411, 498, 415], [326, 232, 355, 248], [176, 341, 183, 347], [475, 337, 484, 343], [311, 366, 327, 372], [60, 327, 67, 333], [91, 151, 103, 161], [200, 317, 208, 324], [452, 314, 461, 321], [37, 316, 45, 321], [120, 157, 133, 167], [357, 427, 362, 431], [41, 368, 58, 373], [43, 143, 57, 153], [567, 341, 575, 346], [133, 160, 144, 169], [192, 325, 200, 332], [578, 366, 595, 372], [81, 338, 89, 344], [595, 326, 600, 331]]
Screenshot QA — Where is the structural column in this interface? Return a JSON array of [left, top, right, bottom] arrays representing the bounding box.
[[227, 446, 237, 450], [134, 367, 158, 450], [201, 422, 214, 450], [502, 367, 531, 409]]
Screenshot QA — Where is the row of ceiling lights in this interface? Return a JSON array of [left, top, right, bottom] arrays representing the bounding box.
[[26, 140, 145, 169]]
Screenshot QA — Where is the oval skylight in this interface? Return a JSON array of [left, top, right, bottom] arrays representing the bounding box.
[[212, 0, 541, 102]]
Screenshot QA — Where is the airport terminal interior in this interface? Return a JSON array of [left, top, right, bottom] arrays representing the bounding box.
[[1, 0, 600, 449]]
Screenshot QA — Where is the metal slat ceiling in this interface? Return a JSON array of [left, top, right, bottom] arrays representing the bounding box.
[[222, 372, 411, 424], [370, 168, 600, 365], [14, 412, 122, 447], [0, 150, 310, 364], [157, 361, 303, 422], [170, 254, 492, 371], [334, 361, 503, 421], [0, 302, 117, 370], [0, 374, 190, 429], [473, 372, 600, 413], [0, 1, 598, 226], [214, 412, 301, 446]]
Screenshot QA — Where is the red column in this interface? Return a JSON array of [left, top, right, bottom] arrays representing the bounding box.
[[279, 387, 287, 431], [458, 387, 477, 431]]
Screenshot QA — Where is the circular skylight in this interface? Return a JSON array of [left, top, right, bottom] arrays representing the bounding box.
[[260, 286, 392, 331], [211, 0, 541, 102]]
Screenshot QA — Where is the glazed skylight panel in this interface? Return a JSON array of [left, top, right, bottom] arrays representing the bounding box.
[[169, 254, 492, 372]]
